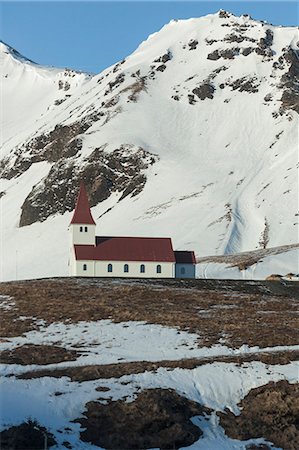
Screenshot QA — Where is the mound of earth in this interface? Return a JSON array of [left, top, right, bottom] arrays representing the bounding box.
[[0, 419, 57, 449], [76, 388, 211, 449], [0, 344, 78, 365], [218, 380, 299, 450]]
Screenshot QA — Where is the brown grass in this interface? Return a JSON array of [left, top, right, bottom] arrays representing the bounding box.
[[0, 278, 298, 351], [76, 388, 211, 450], [18, 350, 299, 382], [219, 380, 299, 450]]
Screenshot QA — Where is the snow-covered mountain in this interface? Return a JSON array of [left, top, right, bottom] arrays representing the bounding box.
[[1, 10, 298, 281]]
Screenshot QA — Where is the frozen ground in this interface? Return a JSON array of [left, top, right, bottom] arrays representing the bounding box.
[[1, 318, 298, 449]]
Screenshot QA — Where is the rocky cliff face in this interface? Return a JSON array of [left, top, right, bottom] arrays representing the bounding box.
[[1, 11, 298, 280]]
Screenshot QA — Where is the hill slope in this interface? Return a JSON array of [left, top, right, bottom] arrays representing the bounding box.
[[1, 11, 298, 281]]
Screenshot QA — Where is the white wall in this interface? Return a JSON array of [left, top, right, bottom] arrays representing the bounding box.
[[75, 260, 95, 277], [69, 224, 95, 246], [74, 260, 175, 278]]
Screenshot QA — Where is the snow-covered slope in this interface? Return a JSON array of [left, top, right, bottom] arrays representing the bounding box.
[[1, 11, 298, 281]]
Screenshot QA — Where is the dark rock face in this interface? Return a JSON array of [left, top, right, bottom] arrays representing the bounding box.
[[228, 76, 260, 93], [192, 83, 215, 100], [0, 419, 57, 449], [154, 51, 172, 63], [218, 380, 299, 450], [242, 47, 253, 56], [188, 39, 198, 50], [0, 117, 103, 180], [218, 10, 231, 19], [19, 145, 157, 226], [156, 64, 167, 72], [256, 29, 274, 57], [279, 47, 299, 113], [76, 388, 211, 449], [207, 48, 240, 60]]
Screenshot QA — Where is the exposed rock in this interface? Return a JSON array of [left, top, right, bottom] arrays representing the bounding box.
[[207, 50, 221, 60], [188, 39, 198, 50], [218, 380, 299, 450], [154, 51, 172, 63], [19, 145, 158, 226], [207, 48, 240, 60], [242, 47, 253, 56], [279, 47, 299, 113], [0, 118, 102, 179], [205, 38, 217, 46], [192, 83, 215, 100], [221, 48, 240, 59], [156, 64, 167, 72], [224, 34, 245, 43], [230, 76, 260, 93], [0, 419, 57, 449], [106, 73, 125, 94], [76, 388, 211, 449], [188, 94, 196, 105], [264, 93, 272, 102], [218, 10, 231, 19], [255, 29, 274, 58]]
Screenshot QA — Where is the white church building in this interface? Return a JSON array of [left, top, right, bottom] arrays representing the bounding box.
[[69, 183, 196, 279]]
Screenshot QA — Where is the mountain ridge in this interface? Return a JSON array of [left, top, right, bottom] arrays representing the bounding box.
[[1, 10, 298, 281]]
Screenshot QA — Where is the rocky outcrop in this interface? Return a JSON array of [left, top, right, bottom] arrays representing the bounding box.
[[19, 145, 158, 226], [192, 83, 215, 100], [279, 47, 299, 113]]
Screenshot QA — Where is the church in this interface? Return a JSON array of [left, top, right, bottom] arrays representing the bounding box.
[[69, 183, 196, 278]]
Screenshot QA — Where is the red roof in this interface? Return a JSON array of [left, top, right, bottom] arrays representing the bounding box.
[[70, 182, 96, 225], [74, 236, 176, 262], [174, 251, 196, 264]]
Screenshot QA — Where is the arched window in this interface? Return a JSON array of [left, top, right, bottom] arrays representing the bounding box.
[[85, 226, 88, 232], [140, 264, 145, 273], [108, 263, 113, 273], [156, 264, 162, 274], [181, 267, 186, 275], [80, 226, 83, 232], [124, 264, 129, 273], [83, 264, 87, 271]]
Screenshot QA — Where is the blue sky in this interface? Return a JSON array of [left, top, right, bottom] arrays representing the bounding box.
[[1, 1, 298, 73]]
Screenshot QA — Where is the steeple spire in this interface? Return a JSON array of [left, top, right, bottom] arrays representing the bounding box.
[[70, 182, 96, 225]]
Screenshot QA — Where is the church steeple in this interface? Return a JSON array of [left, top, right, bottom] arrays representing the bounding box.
[[70, 182, 95, 225], [69, 183, 96, 256]]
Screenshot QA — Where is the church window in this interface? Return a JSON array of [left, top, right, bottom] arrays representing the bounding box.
[[181, 267, 186, 275], [124, 264, 129, 273], [85, 226, 88, 232], [140, 264, 145, 273], [156, 264, 161, 274], [108, 263, 113, 273], [80, 226, 83, 232], [83, 264, 87, 271]]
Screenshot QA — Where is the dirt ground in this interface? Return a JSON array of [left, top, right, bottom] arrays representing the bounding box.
[[0, 277, 298, 349], [218, 380, 299, 450]]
